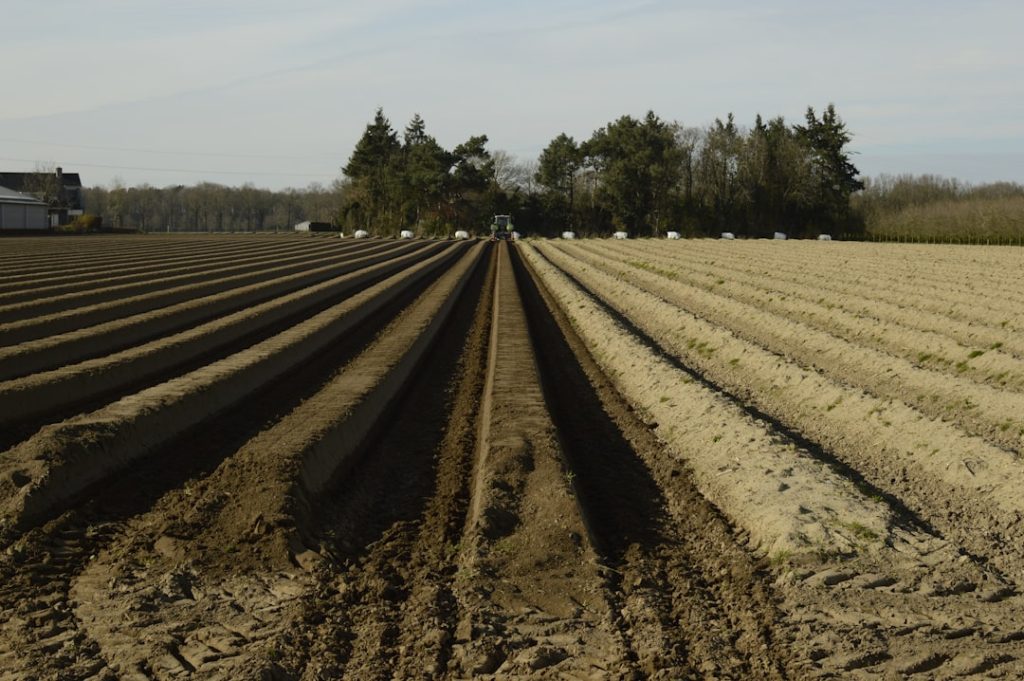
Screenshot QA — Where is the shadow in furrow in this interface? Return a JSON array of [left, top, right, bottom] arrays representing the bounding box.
[[508, 246, 669, 560], [512, 244, 794, 679], [276, 246, 493, 679], [530, 245, 941, 541], [0, 244, 432, 452], [0, 251, 457, 679], [10, 255, 454, 546], [309, 245, 490, 557]]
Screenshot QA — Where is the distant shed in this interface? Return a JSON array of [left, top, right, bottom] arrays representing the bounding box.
[[294, 221, 335, 232], [0, 186, 49, 230]]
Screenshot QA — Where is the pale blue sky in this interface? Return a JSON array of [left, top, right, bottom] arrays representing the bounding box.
[[2, 0, 1022, 189]]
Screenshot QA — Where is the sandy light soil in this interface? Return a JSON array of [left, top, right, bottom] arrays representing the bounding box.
[[3, 234, 1024, 679]]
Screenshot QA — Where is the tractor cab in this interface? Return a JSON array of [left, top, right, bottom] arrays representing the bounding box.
[[490, 214, 514, 241]]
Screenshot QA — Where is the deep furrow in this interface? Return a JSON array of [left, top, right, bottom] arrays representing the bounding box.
[[64, 242, 486, 680], [0, 243, 471, 680], [511, 243, 789, 678], [0, 242, 468, 541], [525, 240, 1024, 678], [273, 244, 495, 679], [0, 241, 446, 435], [0, 241, 425, 381], [0, 240, 406, 337], [0, 236, 354, 302], [560, 241, 1024, 453], [596, 239, 1024, 381], [0, 236, 296, 277], [614, 239, 1024, 351], [446, 243, 634, 677]]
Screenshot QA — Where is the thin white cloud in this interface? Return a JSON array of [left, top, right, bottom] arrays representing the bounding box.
[[2, 0, 1022, 187], [0, 0, 449, 119]]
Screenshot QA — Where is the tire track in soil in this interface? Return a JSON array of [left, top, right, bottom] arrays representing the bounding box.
[[279, 242, 789, 679], [449, 242, 628, 678], [275, 243, 646, 679], [510, 244, 789, 680], [267, 242, 496, 680], [0, 254, 456, 681]]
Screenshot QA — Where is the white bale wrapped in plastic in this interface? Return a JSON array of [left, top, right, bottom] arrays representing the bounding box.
[[399, 230, 414, 239], [666, 231, 681, 240], [720, 232, 736, 240], [454, 230, 470, 240], [511, 231, 521, 240], [561, 231, 576, 240], [612, 231, 629, 239], [773, 231, 787, 240], [354, 229, 369, 239], [817, 234, 833, 241]]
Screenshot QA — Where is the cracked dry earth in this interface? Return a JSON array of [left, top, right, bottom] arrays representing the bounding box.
[[2, 234, 1023, 679]]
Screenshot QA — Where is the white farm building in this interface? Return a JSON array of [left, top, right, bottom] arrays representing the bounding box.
[[0, 186, 49, 230]]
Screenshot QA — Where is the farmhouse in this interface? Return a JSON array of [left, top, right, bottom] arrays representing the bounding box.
[[0, 167, 84, 227], [0, 186, 49, 230]]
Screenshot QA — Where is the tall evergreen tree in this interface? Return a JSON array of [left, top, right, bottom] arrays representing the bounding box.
[[584, 111, 682, 236], [403, 113, 428, 146], [536, 133, 582, 228], [796, 104, 864, 229], [448, 135, 496, 231], [343, 108, 401, 230], [698, 113, 745, 230], [400, 114, 450, 229], [740, 114, 817, 234]]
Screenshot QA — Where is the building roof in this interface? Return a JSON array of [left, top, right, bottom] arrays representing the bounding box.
[[0, 185, 48, 206], [0, 171, 83, 191], [0, 169, 85, 211]]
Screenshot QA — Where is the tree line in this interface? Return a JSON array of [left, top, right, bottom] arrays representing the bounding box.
[[338, 111, 506, 234], [339, 105, 864, 238], [854, 174, 1024, 241], [78, 106, 1022, 240], [82, 105, 864, 237], [83, 182, 344, 232]]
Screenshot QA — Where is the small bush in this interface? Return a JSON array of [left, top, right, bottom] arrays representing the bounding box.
[[59, 213, 104, 233]]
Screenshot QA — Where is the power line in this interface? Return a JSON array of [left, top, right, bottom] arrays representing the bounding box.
[[0, 156, 337, 179], [0, 137, 338, 161]]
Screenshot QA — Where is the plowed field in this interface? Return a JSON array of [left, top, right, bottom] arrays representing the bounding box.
[[2, 234, 1023, 680]]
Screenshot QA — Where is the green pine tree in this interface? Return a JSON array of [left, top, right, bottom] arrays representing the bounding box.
[[796, 104, 865, 230]]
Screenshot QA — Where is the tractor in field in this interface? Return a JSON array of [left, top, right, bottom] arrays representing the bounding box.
[[490, 215, 514, 241]]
